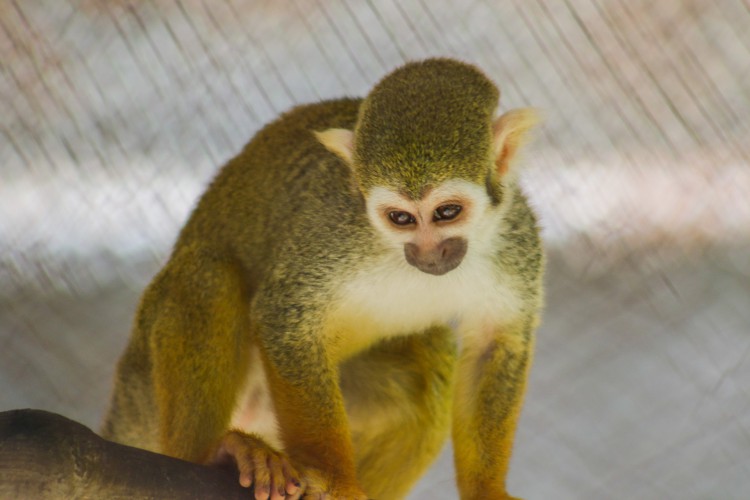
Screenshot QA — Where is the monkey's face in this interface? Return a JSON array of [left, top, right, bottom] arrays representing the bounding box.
[[365, 179, 494, 276]]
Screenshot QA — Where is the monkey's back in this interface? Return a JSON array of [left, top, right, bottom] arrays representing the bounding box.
[[176, 98, 372, 279]]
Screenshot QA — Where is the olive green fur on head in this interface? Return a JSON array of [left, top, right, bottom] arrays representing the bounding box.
[[352, 58, 500, 198]]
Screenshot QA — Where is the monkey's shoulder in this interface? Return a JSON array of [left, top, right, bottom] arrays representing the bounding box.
[[183, 98, 366, 240], [229, 98, 364, 187]]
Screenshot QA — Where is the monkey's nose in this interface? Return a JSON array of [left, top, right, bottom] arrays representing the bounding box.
[[404, 237, 468, 275]]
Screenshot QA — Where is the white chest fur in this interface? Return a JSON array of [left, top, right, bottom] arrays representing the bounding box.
[[327, 246, 524, 358]]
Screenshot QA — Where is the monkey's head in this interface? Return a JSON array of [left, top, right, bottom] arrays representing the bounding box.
[[317, 58, 538, 276]]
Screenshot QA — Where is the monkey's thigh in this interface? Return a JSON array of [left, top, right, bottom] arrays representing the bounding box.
[[339, 326, 456, 499]]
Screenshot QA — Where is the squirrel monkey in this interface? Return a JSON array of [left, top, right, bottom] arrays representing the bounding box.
[[102, 58, 543, 500]]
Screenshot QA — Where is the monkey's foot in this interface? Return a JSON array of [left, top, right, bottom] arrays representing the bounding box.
[[211, 430, 301, 500]]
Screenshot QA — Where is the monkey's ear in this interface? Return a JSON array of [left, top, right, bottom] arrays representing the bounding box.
[[491, 108, 540, 177], [314, 128, 355, 165]]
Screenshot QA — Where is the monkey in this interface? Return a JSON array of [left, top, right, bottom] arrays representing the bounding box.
[[102, 58, 543, 500]]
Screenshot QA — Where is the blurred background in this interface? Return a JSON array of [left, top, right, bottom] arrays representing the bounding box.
[[1, 1, 749, 498]]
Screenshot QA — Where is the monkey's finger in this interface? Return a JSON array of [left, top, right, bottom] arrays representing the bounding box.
[[234, 453, 255, 489], [267, 456, 286, 500], [285, 475, 306, 500], [253, 477, 272, 499], [252, 452, 273, 500], [281, 460, 302, 496]]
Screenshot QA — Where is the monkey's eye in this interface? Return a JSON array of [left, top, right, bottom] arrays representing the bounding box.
[[388, 210, 416, 226], [433, 204, 462, 221]]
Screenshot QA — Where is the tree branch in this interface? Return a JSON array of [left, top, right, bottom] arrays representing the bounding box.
[[0, 409, 247, 499]]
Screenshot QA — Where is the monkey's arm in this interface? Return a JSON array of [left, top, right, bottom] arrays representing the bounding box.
[[452, 317, 537, 500], [254, 283, 367, 499]]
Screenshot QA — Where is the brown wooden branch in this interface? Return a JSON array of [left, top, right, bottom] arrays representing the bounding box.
[[0, 409, 247, 499]]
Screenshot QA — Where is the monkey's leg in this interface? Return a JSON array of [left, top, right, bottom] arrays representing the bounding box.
[[340, 326, 456, 499], [101, 329, 160, 451], [452, 317, 537, 500], [143, 247, 300, 498]]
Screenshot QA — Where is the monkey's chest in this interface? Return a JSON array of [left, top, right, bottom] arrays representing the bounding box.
[[325, 257, 524, 360]]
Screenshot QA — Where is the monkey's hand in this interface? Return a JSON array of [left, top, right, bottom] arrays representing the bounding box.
[[210, 430, 302, 500]]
